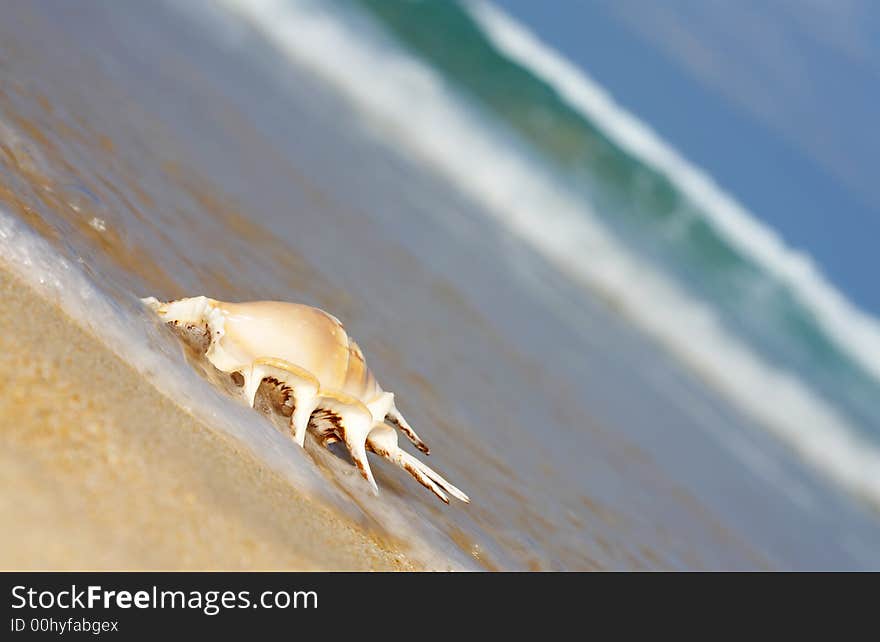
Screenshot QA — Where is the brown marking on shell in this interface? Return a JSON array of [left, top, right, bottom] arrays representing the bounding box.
[[262, 376, 295, 417], [366, 442, 388, 458], [310, 411, 368, 477], [385, 414, 430, 455], [401, 460, 420, 480], [348, 440, 369, 478], [402, 461, 450, 504], [310, 408, 342, 441]]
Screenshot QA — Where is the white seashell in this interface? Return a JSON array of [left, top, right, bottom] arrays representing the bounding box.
[[141, 296, 468, 504]]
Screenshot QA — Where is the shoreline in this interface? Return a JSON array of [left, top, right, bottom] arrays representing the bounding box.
[[0, 264, 419, 570]]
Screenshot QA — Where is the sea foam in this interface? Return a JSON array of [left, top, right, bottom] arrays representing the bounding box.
[[0, 208, 474, 570]]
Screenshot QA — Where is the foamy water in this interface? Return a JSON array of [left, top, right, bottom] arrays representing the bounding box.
[[0, 207, 476, 570]]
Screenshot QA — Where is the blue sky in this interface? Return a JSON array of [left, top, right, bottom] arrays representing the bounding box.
[[495, 0, 880, 316]]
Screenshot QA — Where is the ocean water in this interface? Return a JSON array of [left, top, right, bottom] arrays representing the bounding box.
[[1, 0, 879, 569]]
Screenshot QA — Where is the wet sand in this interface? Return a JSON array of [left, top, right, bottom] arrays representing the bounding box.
[[0, 266, 416, 570]]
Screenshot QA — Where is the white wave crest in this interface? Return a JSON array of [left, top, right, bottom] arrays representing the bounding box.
[[466, 0, 880, 387]]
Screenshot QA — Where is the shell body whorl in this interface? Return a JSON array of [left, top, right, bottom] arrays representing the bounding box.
[[210, 301, 382, 404], [141, 295, 469, 503]]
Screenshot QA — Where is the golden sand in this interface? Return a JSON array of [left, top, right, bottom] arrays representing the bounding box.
[[0, 266, 417, 570]]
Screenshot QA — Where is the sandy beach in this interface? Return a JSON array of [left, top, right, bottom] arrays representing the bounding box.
[[0, 266, 416, 570]]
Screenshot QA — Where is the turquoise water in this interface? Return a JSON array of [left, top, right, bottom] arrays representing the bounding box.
[[354, 0, 880, 437]]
